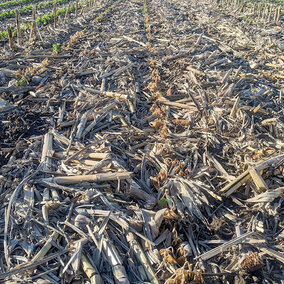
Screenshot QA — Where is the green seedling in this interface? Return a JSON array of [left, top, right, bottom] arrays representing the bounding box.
[[53, 43, 61, 54], [16, 76, 29, 86], [159, 197, 168, 208], [0, 30, 8, 39]]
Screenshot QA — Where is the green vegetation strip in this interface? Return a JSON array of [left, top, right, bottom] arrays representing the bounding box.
[[0, 0, 42, 9], [0, 0, 121, 40], [0, 0, 71, 20], [142, 0, 147, 15], [0, 3, 80, 39]]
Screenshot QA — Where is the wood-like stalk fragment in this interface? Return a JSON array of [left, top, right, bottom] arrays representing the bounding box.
[[29, 6, 37, 41], [196, 232, 255, 261], [41, 133, 53, 171], [274, 6, 281, 24], [220, 170, 250, 197], [249, 167, 268, 193], [101, 235, 130, 284], [52, 130, 70, 146], [157, 96, 195, 110], [41, 171, 132, 185], [86, 88, 129, 100], [127, 232, 160, 284], [76, 111, 90, 140], [0, 249, 68, 280], [230, 96, 240, 118], [220, 154, 284, 197], [71, 159, 101, 166], [259, 247, 284, 264], [85, 154, 112, 174], [32, 232, 59, 262], [186, 66, 205, 76], [53, 2, 57, 28], [42, 200, 60, 224], [75, 0, 78, 16], [127, 185, 157, 209], [81, 253, 102, 284], [15, 10, 21, 45], [7, 25, 13, 50], [246, 187, 284, 203], [88, 153, 110, 159]]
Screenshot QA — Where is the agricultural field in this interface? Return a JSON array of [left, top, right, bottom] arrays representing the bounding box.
[[0, 0, 283, 283]]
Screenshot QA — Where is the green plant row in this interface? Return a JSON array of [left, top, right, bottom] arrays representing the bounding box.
[[142, 0, 149, 30], [0, 0, 71, 20], [0, 0, 41, 9], [142, 0, 147, 15], [0, 2, 81, 40], [0, 0, 121, 40], [36, 2, 77, 25]]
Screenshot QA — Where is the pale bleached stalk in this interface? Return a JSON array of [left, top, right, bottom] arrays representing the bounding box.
[[52, 130, 70, 146], [82, 102, 116, 137], [230, 96, 240, 118], [195, 232, 255, 261], [32, 232, 59, 262], [249, 167, 268, 192], [87, 152, 110, 159], [0, 249, 68, 280], [85, 154, 112, 174], [86, 88, 129, 100], [71, 159, 101, 166], [259, 247, 284, 264], [127, 232, 160, 284], [76, 110, 91, 140], [61, 239, 84, 276], [246, 187, 284, 203], [42, 200, 60, 224], [221, 154, 284, 197], [87, 224, 130, 284], [102, 235, 130, 284], [41, 133, 53, 171], [81, 253, 102, 284], [41, 171, 132, 185]]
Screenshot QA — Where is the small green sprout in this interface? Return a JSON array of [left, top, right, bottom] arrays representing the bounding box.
[[16, 76, 29, 86], [53, 43, 61, 54], [159, 197, 168, 208]]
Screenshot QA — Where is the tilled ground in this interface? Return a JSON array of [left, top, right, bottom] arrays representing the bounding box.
[[0, 0, 283, 283]]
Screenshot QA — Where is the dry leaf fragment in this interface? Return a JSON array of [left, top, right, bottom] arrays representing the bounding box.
[[172, 119, 190, 127], [160, 247, 178, 265], [159, 168, 168, 183], [159, 125, 168, 139], [152, 119, 163, 129], [165, 262, 204, 284]]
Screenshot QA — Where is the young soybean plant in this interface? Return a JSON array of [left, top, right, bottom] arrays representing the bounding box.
[[53, 43, 61, 54]]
